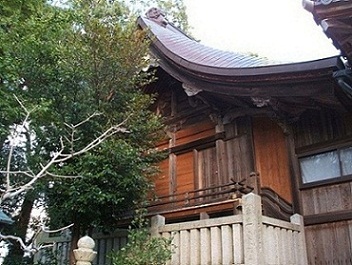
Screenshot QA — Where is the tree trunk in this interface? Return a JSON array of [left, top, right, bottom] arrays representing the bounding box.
[[69, 221, 81, 265], [3, 191, 35, 265]]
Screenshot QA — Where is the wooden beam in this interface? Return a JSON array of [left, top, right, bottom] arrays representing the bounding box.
[[304, 210, 352, 226]]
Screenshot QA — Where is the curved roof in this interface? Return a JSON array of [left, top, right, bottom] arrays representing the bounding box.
[[138, 14, 351, 113], [303, 0, 352, 64], [138, 15, 341, 79], [140, 16, 272, 69]]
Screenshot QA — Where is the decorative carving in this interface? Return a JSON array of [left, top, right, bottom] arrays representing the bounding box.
[[230, 178, 255, 199], [145, 7, 168, 27], [251, 97, 271, 108], [320, 0, 333, 5], [182, 83, 202, 96]]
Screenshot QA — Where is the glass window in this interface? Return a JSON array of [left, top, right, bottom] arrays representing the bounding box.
[[341, 147, 352, 175], [299, 146, 352, 184]]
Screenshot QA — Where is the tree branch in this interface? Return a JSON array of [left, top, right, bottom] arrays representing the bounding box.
[[0, 223, 74, 256], [0, 97, 130, 255]]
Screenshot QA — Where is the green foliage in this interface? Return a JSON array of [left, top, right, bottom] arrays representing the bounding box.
[[41, 1, 165, 234], [45, 139, 162, 230], [111, 210, 173, 265], [2, 258, 32, 265], [33, 248, 64, 265], [0, 0, 186, 262]]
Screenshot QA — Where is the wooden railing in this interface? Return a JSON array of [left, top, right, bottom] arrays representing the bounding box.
[[148, 175, 294, 222], [150, 193, 308, 265], [148, 178, 255, 213]]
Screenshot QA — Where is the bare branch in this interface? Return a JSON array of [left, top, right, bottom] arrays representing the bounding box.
[[57, 118, 130, 163], [5, 144, 14, 190], [1, 116, 128, 202], [65, 112, 102, 129], [1, 150, 63, 202], [4, 214, 74, 256], [41, 223, 74, 233], [0, 233, 36, 255], [3, 96, 37, 194], [13, 95, 36, 116], [0, 170, 34, 178], [0, 98, 130, 255], [35, 243, 55, 250], [64, 112, 102, 153], [45, 171, 83, 179]]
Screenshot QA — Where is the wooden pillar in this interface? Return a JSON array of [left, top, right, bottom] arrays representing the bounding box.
[[168, 130, 177, 196], [214, 115, 227, 185]]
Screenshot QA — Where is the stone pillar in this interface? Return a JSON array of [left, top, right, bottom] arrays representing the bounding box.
[[73, 235, 97, 265], [242, 193, 264, 265], [290, 214, 308, 265], [150, 214, 165, 236]]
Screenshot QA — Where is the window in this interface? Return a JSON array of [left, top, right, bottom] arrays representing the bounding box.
[[299, 146, 352, 184]]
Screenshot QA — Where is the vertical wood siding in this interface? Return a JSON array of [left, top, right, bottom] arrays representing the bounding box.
[[305, 221, 352, 265], [293, 110, 352, 148], [93, 232, 128, 265], [175, 151, 195, 194], [154, 159, 171, 197], [225, 135, 254, 183], [301, 182, 352, 216], [252, 117, 293, 203], [293, 110, 352, 265], [196, 147, 217, 190]]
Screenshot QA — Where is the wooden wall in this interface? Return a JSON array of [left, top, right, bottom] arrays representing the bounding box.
[[151, 77, 300, 221], [292, 109, 352, 264], [150, 80, 260, 219], [301, 182, 352, 216], [252, 117, 293, 203], [154, 119, 255, 197], [304, 221, 352, 264], [153, 120, 216, 199]]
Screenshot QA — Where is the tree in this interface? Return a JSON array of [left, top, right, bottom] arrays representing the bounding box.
[[0, 97, 127, 264], [37, 1, 165, 264], [0, 0, 188, 263], [0, 1, 78, 263]]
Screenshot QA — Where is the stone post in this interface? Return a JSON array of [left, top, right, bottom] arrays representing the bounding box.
[[242, 193, 264, 265], [150, 214, 165, 237], [290, 214, 309, 265], [73, 235, 97, 265]]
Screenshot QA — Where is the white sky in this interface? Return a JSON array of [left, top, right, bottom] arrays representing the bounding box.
[[183, 0, 339, 63]]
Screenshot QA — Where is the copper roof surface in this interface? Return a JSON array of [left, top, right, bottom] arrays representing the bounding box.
[[140, 16, 272, 69], [138, 12, 352, 113], [138, 15, 342, 79]]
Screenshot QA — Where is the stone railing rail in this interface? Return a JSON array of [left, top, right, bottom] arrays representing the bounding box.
[[150, 193, 308, 265]]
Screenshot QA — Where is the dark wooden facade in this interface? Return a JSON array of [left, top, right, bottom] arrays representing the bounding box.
[[292, 109, 352, 264], [139, 7, 352, 264]]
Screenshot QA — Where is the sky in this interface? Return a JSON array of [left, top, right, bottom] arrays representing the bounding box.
[[182, 0, 339, 63]]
